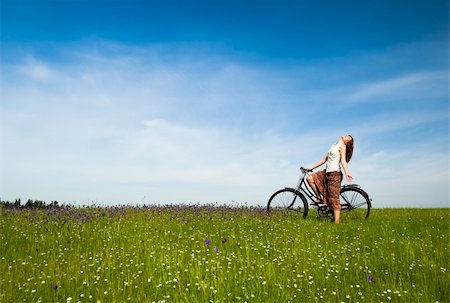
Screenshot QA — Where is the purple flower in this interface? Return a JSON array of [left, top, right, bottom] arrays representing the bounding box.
[[367, 275, 374, 282], [204, 239, 211, 246], [52, 284, 58, 290], [214, 246, 219, 252], [222, 237, 228, 244]]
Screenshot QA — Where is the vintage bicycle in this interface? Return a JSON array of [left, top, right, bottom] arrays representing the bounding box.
[[267, 167, 372, 221]]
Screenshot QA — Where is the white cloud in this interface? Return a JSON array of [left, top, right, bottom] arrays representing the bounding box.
[[351, 110, 449, 137], [16, 58, 56, 82], [347, 71, 447, 102], [0, 41, 448, 207]]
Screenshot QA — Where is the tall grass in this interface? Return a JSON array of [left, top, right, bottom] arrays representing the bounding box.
[[1, 206, 448, 302]]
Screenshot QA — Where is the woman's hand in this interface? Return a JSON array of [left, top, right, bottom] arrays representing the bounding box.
[[346, 174, 353, 183]]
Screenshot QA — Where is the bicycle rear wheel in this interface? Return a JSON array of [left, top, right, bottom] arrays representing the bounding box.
[[267, 188, 308, 219], [339, 186, 371, 221]]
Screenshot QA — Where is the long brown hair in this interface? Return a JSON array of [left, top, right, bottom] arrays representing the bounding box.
[[345, 135, 354, 162]]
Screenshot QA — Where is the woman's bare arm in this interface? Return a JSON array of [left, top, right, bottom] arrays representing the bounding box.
[[340, 145, 353, 182], [308, 155, 327, 171]]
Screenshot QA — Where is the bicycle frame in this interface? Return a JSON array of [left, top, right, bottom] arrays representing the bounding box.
[[293, 167, 320, 204]]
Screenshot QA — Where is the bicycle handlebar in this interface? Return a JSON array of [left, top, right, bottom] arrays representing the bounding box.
[[300, 166, 313, 173]]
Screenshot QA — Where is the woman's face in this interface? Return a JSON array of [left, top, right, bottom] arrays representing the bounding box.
[[342, 135, 352, 143]]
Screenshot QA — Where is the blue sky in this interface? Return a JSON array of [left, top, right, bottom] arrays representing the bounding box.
[[1, 0, 448, 207]]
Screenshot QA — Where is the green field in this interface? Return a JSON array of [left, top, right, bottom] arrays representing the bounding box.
[[1, 206, 448, 302]]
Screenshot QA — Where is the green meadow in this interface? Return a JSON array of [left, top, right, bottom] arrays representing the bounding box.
[[1, 206, 448, 302]]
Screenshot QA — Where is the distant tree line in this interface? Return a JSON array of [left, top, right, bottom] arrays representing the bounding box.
[[0, 198, 64, 209]]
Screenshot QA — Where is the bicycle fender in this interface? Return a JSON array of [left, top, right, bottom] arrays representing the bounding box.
[[283, 187, 296, 191], [342, 184, 360, 189]]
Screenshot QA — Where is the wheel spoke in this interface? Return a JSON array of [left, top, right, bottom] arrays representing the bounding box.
[[350, 202, 369, 209], [339, 187, 371, 221], [267, 189, 308, 219]]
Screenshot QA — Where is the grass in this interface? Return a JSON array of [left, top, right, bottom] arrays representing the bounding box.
[[0, 206, 448, 302]]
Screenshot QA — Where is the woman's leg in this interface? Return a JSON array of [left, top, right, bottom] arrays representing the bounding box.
[[306, 175, 320, 198], [334, 210, 340, 224], [309, 170, 327, 204]]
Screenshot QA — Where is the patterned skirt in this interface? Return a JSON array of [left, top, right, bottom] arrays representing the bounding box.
[[311, 170, 343, 210]]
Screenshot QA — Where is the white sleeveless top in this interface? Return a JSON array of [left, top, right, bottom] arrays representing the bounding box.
[[326, 142, 342, 173]]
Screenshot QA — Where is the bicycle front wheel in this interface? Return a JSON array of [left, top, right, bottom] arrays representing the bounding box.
[[340, 186, 371, 221], [267, 188, 308, 219]]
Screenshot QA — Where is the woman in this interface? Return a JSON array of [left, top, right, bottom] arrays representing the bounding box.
[[306, 135, 354, 224]]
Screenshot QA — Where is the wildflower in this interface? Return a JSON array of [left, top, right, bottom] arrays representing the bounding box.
[[52, 284, 58, 291], [222, 237, 228, 244], [367, 275, 375, 283], [214, 246, 219, 252], [205, 239, 211, 246]]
